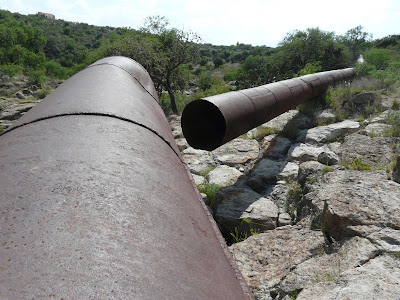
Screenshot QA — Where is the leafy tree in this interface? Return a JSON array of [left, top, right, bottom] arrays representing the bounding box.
[[363, 48, 392, 70], [343, 25, 373, 61], [140, 16, 201, 113], [278, 27, 348, 74]]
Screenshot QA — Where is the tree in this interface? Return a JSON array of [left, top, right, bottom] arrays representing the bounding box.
[[343, 25, 373, 61], [278, 27, 348, 74], [140, 16, 201, 113]]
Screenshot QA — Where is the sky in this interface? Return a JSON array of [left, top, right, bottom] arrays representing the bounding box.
[[0, 0, 399, 47]]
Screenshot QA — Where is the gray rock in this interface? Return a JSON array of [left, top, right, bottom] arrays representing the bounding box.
[[364, 123, 393, 136], [229, 226, 325, 298], [212, 138, 259, 167], [315, 109, 336, 124], [348, 225, 400, 252], [352, 91, 379, 106], [206, 165, 243, 187], [168, 114, 183, 138], [276, 162, 299, 181], [288, 143, 325, 162], [393, 156, 400, 183], [278, 212, 292, 227], [182, 147, 215, 175], [317, 151, 340, 166], [262, 110, 299, 131], [337, 133, 395, 168], [262, 135, 292, 159], [14, 91, 26, 99], [175, 137, 188, 152], [297, 255, 400, 300], [250, 159, 288, 182], [299, 120, 360, 144], [191, 173, 205, 186], [304, 170, 400, 240], [213, 187, 279, 235], [297, 161, 326, 186], [370, 110, 394, 123], [280, 236, 379, 295]]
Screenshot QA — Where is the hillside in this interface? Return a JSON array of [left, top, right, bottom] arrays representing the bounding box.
[[1, 8, 400, 300]]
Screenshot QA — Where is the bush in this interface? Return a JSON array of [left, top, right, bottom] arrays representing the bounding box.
[[44, 60, 68, 79], [364, 48, 392, 70], [0, 64, 23, 77]]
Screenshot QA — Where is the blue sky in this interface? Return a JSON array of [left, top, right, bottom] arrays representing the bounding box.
[[1, 0, 399, 47]]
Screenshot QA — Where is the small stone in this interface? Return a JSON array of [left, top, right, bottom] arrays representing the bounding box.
[[317, 151, 340, 166]]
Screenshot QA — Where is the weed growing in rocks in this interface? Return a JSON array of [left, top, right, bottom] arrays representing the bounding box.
[[322, 165, 334, 174], [230, 218, 260, 244], [286, 181, 303, 221], [250, 126, 279, 140], [199, 166, 216, 177], [342, 157, 372, 170], [197, 182, 220, 206], [384, 109, 400, 137]]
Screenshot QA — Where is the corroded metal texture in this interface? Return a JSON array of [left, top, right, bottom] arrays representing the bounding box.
[[0, 57, 253, 299], [182, 68, 355, 151]]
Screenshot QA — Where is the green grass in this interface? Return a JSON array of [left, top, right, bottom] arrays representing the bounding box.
[[250, 126, 279, 140], [197, 182, 220, 206], [322, 165, 334, 174], [342, 157, 372, 170], [286, 181, 303, 221], [199, 166, 216, 177], [230, 218, 260, 244]]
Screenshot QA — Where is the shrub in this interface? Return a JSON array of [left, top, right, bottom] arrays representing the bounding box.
[[197, 182, 220, 206]]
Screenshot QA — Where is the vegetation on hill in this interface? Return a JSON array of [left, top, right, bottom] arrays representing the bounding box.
[[0, 9, 399, 115]]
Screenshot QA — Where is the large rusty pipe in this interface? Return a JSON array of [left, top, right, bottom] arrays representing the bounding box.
[[182, 68, 355, 151], [0, 57, 253, 299]]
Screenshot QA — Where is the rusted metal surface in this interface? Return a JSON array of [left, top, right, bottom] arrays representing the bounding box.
[[0, 57, 254, 299], [182, 68, 355, 151]]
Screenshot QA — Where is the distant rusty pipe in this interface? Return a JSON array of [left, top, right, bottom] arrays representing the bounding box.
[[0, 57, 253, 299], [182, 68, 355, 151]]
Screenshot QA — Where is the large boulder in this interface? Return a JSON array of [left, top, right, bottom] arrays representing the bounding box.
[[279, 236, 379, 297], [182, 147, 215, 175], [303, 170, 400, 240], [336, 134, 395, 168], [262, 135, 292, 159], [297, 254, 400, 300], [261, 110, 299, 131], [211, 138, 259, 167], [229, 226, 325, 299], [206, 165, 243, 187], [212, 187, 279, 236], [298, 120, 360, 144]]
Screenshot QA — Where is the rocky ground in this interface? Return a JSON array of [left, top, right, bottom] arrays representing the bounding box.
[[2, 77, 400, 299], [0, 75, 60, 132], [169, 90, 400, 300]]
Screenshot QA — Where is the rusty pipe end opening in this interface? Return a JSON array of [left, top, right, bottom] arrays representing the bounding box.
[[181, 99, 226, 151]]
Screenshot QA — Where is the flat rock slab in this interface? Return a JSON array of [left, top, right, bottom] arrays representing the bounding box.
[[298, 120, 360, 144], [336, 133, 395, 168], [261, 110, 299, 131], [304, 170, 400, 240], [212, 138, 259, 166], [262, 135, 292, 159], [297, 254, 400, 300], [182, 147, 215, 175], [213, 187, 279, 235], [279, 236, 379, 295], [206, 165, 243, 187], [229, 226, 325, 298], [288, 143, 325, 162], [364, 123, 393, 136]]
